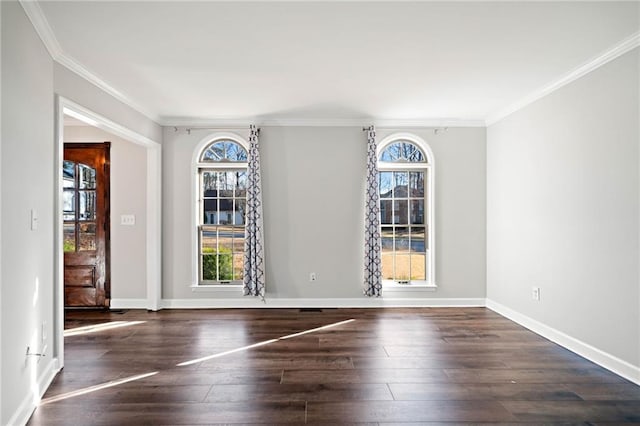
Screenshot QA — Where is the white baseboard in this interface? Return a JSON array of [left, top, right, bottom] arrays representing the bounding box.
[[8, 357, 60, 426], [110, 298, 149, 309], [160, 297, 486, 309], [486, 299, 640, 386]]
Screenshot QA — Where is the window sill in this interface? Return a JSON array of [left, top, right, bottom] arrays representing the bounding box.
[[191, 284, 243, 293], [383, 283, 438, 292]]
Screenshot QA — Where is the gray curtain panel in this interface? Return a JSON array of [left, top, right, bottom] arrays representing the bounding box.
[[364, 125, 383, 297], [243, 125, 266, 298]]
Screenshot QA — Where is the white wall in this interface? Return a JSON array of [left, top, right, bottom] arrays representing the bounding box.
[[162, 125, 486, 302], [64, 125, 147, 301], [487, 48, 640, 368], [53, 63, 162, 144], [1, 2, 56, 424]]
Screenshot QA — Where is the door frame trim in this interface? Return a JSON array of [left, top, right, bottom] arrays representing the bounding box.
[[54, 96, 162, 368]]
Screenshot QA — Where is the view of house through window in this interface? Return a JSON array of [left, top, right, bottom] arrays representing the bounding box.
[[198, 139, 248, 284], [378, 139, 431, 284]]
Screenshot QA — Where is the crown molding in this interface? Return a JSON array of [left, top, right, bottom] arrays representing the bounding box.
[[19, 0, 161, 124], [54, 54, 160, 123], [161, 116, 487, 128], [486, 30, 640, 126]]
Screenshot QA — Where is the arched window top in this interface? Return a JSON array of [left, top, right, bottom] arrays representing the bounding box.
[[200, 139, 247, 163], [379, 140, 427, 163]]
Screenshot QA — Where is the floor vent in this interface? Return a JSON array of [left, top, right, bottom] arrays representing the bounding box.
[[299, 308, 323, 312]]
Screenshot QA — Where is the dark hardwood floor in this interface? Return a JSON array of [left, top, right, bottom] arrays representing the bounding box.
[[28, 308, 640, 425]]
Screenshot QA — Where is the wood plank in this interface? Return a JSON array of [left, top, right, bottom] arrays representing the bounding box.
[[502, 400, 640, 422], [205, 383, 394, 402], [388, 383, 583, 401], [306, 400, 517, 422]]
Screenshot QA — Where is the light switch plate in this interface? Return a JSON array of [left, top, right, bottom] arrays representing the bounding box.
[[121, 214, 136, 226]]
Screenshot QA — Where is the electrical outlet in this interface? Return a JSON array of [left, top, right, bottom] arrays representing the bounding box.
[[309, 272, 317, 282], [532, 287, 541, 301]]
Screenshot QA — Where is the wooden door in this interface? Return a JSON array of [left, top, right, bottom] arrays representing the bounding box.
[[63, 143, 110, 308]]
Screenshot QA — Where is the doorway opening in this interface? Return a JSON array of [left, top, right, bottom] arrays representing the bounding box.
[[54, 96, 162, 370]]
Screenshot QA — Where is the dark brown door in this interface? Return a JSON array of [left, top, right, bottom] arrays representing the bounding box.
[[63, 143, 110, 308]]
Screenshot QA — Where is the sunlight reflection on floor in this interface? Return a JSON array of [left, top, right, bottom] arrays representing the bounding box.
[[39, 372, 158, 405], [177, 318, 356, 366], [64, 321, 146, 337]]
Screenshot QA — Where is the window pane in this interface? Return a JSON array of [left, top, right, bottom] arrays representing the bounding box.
[[218, 199, 234, 224], [217, 252, 233, 280], [410, 200, 424, 224], [406, 144, 425, 162], [379, 141, 425, 163], [79, 163, 96, 189], [393, 200, 408, 224], [63, 191, 76, 221], [232, 228, 245, 252], [395, 255, 410, 280], [202, 255, 217, 281], [201, 140, 248, 163], [393, 172, 408, 198], [235, 171, 247, 198], [227, 142, 248, 162], [380, 200, 392, 224], [203, 198, 218, 225], [63, 161, 75, 189], [410, 227, 426, 252], [381, 253, 394, 280], [234, 199, 246, 225], [381, 227, 394, 252], [202, 172, 218, 194], [202, 144, 224, 162], [379, 172, 393, 198], [383, 142, 403, 162], [63, 223, 76, 252], [410, 253, 426, 280], [218, 226, 233, 252], [79, 191, 96, 221], [233, 253, 244, 280], [379, 146, 395, 162], [201, 227, 216, 251], [219, 172, 235, 197], [409, 172, 424, 197], [395, 227, 409, 252], [78, 222, 96, 251]]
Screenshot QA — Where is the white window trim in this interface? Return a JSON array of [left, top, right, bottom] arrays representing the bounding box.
[[191, 132, 249, 287], [377, 132, 436, 289]]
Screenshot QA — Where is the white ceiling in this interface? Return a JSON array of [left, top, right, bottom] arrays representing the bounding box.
[[35, 1, 639, 125]]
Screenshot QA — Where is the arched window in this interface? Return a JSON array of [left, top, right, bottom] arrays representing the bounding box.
[[195, 136, 249, 285], [377, 134, 435, 286]]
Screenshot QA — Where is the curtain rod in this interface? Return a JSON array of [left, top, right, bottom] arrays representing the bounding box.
[[173, 126, 260, 135], [362, 126, 448, 134]]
